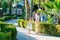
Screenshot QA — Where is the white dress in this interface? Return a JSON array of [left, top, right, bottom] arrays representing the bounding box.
[[35, 13, 39, 21], [27, 22, 32, 30]]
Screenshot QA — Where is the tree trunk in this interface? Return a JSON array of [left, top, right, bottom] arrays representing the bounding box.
[[24, 0, 30, 20], [0, 1, 3, 18], [58, 19, 60, 24], [30, 0, 34, 17], [38, 0, 41, 8], [9, 0, 12, 15]]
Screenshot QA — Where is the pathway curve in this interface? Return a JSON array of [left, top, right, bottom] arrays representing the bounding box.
[[5, 19, 60, 40]]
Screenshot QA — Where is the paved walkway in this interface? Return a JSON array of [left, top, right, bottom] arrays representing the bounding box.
[[5, 19, 60, 40]]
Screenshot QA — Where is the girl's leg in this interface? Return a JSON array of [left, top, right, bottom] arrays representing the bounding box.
[[28, 29, 30, 34]]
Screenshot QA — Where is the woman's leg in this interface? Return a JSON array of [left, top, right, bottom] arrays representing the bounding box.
[[35, 21, 39, 34]]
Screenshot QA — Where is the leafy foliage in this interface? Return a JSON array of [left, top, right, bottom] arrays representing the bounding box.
[[44, 2, 53, 9], [18, 19, 28, 28], [2, 1, 8, 13], [0, 22, 17, 40]]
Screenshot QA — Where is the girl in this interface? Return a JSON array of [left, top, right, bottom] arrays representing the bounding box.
[[27, 18, 32, 34]]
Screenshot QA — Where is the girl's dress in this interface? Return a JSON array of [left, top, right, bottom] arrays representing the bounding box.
[[27, 22, 32, 30]]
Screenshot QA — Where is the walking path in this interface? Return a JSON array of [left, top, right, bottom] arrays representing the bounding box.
[[5, 19, 60, 40]]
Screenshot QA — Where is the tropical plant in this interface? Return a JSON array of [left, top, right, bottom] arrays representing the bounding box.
[[44, 0, 60, 24], [2, 0, 8, 13]]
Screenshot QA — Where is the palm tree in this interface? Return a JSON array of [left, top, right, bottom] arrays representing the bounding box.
[[24, 0, 30, 20], [44, 0, 60, 24], [30, 0, 34, 17]]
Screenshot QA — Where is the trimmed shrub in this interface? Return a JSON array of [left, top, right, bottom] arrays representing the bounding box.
[[31, 22, 60, 37], [32, 22, 35, 31], [23, 20, 28, 28], [18, 19, 24, 27], [0, 22, 17, 40], [0, 15, 17, 22], [39, 22, 57, 35], [4, 24, 17, 40], [56, 25, 60, 37], [0, 18, 5, 21], [0, 32, 11, 40], [18, 19, 35, 31], [12, 15, 17, 18], [18, 19, 28, 28]]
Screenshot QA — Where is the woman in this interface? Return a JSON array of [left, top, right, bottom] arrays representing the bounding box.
[[35, 11, 40, 34]]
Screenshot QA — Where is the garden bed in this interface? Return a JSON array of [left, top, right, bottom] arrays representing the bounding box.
[[0, 15, 17, 21], [0, 21, 17, 40]]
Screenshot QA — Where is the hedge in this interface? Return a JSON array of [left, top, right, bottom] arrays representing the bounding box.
[[56, 25, 60, 37], [0, 32, 11, 40], [39, 22, 56, 35], [32, 22, 60, 37], [32, 22, 35, 31], [18, 19, 35, 30], [18, 19, 28, 28], [0, 21, 17, 40], [0, 15, 17, 21], [0, 18, 5, 21]]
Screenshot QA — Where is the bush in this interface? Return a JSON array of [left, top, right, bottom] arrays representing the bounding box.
[[39, 22, 57, 35], [0, 18, 5, 21], [18, 19, 24, 27], [18, 19, 28, 28], [0, 22, 17, 40], [19, 15, 23, 19], [23, 20, 28, 28], [56, 25, 60, 37], [5, 24, 17, 40], [12, 15, 17, 18], [18, 19, 35, 31], [32, 22, 59, 36], [38, 22, 60, 37], [0, 15, 17, 22], [0, 32, 11, 40], [4, 16, 11, 21], [32, 22, 35, 31]]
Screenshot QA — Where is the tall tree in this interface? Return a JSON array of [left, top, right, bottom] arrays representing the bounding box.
[[6, 0, 14, 15], [15, 0, 22, 15], [9, 0, 12, 15], [24, 0, 30, 20], [9, 0, 21, 15], [0, 0, 3, 17], [2, 1, 8, 13], [30, 0, 34, 17], [38, 0, 40, 8]]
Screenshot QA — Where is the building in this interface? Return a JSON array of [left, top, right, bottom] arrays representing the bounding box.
[[7, 4, 23, 15], [13, 4, 23, 15]]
